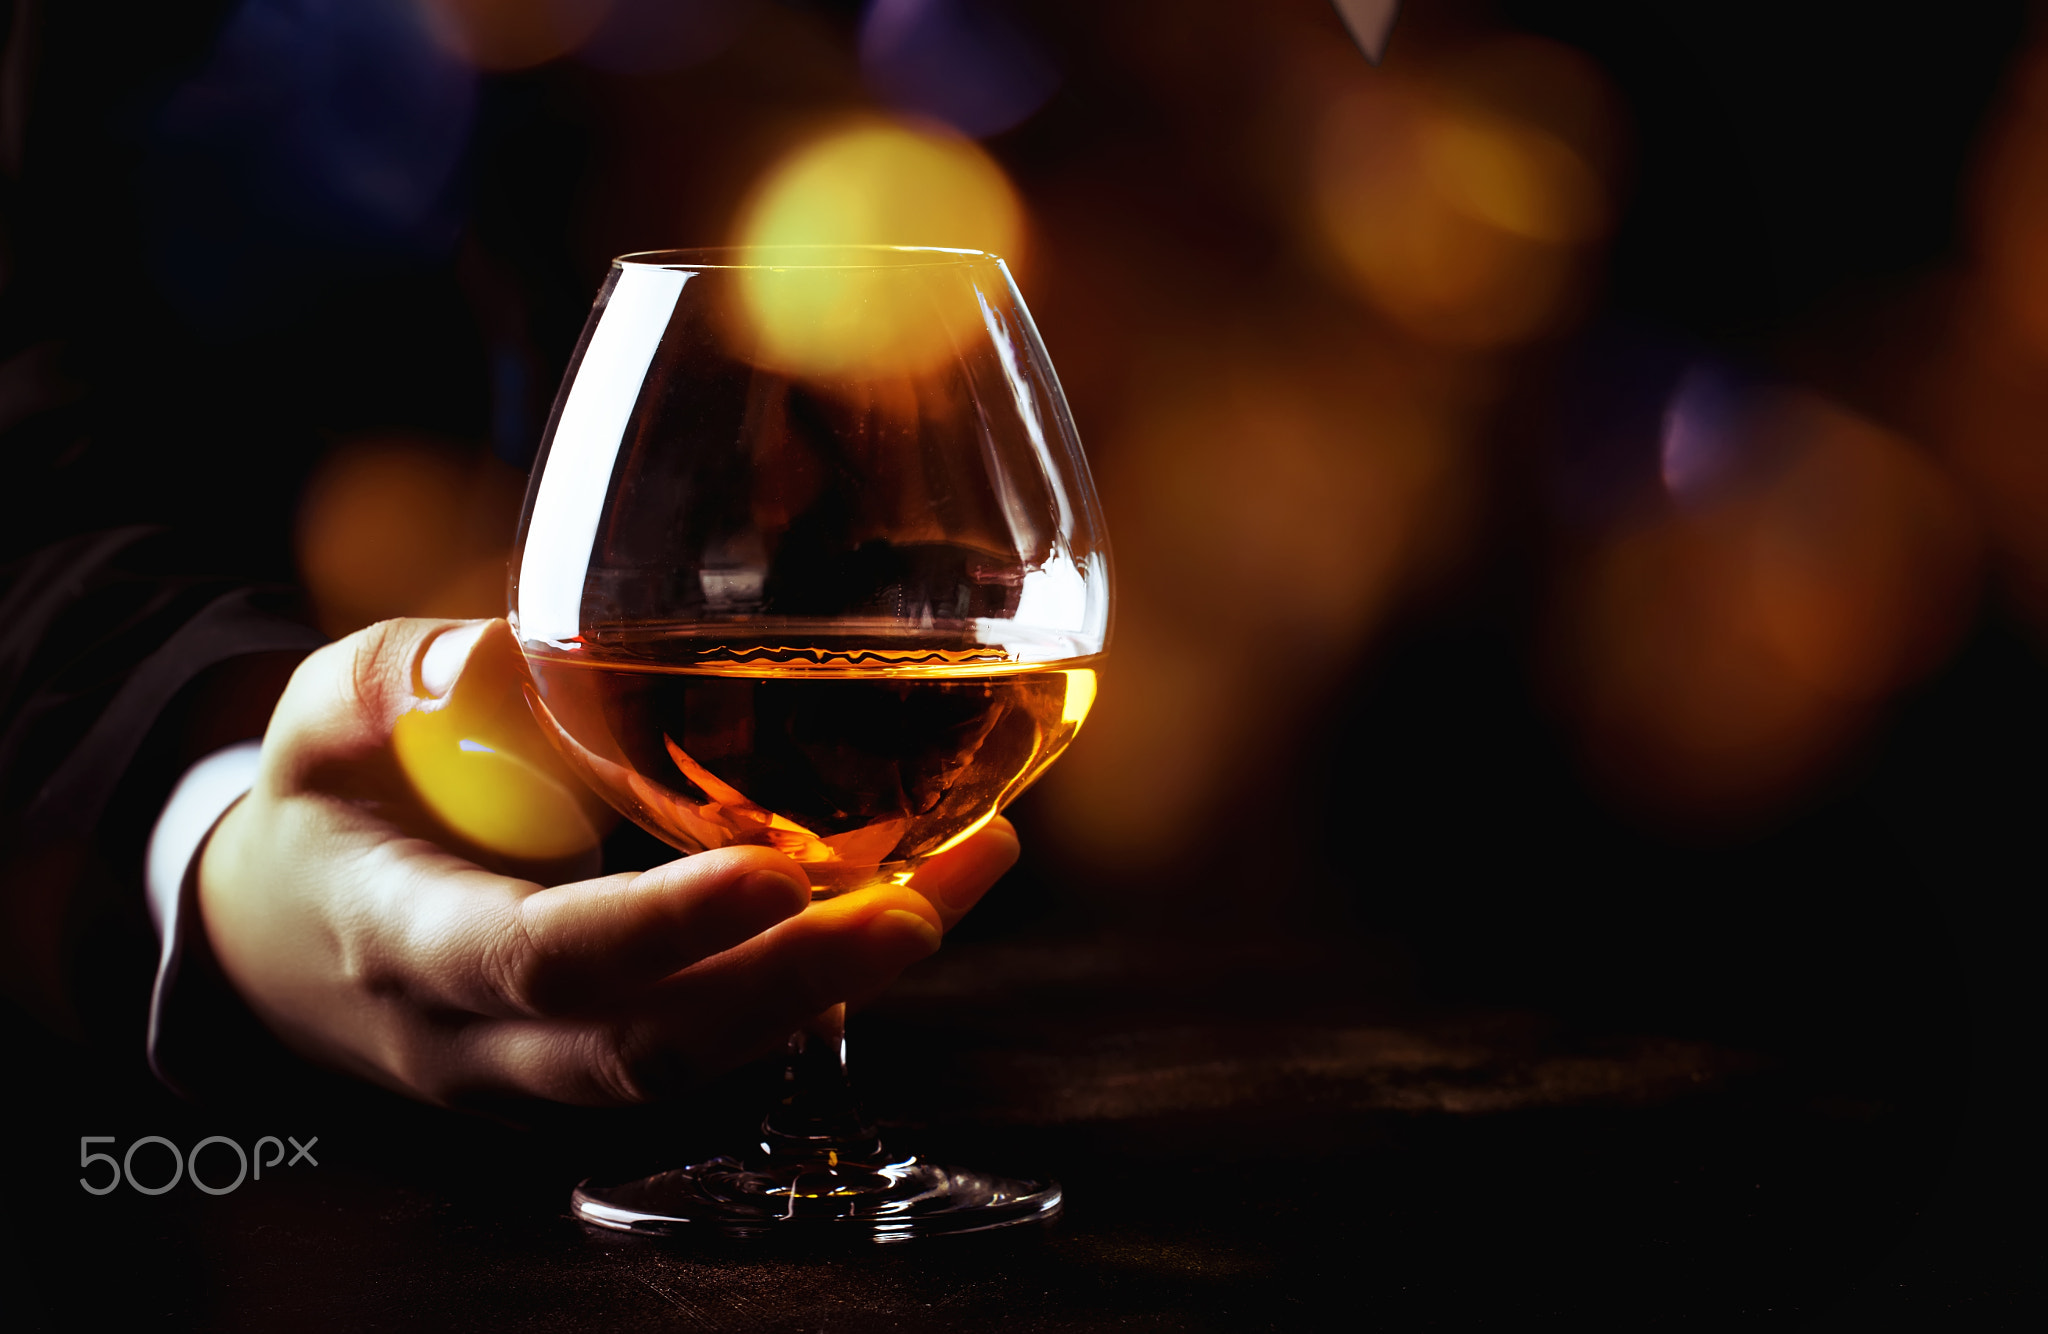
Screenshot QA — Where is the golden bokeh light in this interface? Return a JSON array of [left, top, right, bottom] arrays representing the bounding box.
[[1557, 390, 1978, 823], [1925, 301, 2048, 620], [1418, 115, 1606, 246], [418, 0, 614, 72], [1744, 396, 1978, 701], [1973, 40, 2048, 358], [296, 436, 525, 637], [735, 121, 1025, 258], [393, 620, 611, 864], [1309, 39, 1611, 347], [1042, 335, 1474, 865], [1926, 30, 2048, 637], [727, 121, 1027, 377]]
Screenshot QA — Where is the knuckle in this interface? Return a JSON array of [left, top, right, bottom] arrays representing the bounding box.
[[372, 1021, 456, 1105], [262, 640, 356, 761], [600, 1024, 698, 1105], [486, 899, 571, 1017], [333, 873, 415, 1001], [266, 623, 423, 782], [591, 1029, 655, 1105], [479, 923, 543, 1017], [346, 619, 413, 719]]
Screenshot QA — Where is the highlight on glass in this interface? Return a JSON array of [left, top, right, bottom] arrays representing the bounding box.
[[508, 245, 1110, 1237]]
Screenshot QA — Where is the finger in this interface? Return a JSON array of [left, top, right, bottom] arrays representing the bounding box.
[[268, 616, 533, 770], [503, 846, 811, 1015], [590, 884, 945, 1098], [907, 817, 1020, 934], [256, 615, 601, 874], [448, 883, 945, 1104], [279, 619, 470, 747], [446, 1020, 619, 1106], [335, 833, 807, 1020], [418, 620, 491, 697], [255, 618, 480, 810], [406, 616, 611, 838]]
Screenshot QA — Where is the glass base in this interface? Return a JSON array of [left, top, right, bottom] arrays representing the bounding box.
[[571, 1153, 1062, 1242]]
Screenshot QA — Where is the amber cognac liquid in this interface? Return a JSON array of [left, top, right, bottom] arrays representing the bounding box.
[[522, 625, 1098, 893]]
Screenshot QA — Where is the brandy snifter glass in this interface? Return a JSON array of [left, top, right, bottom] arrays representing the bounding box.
[[508, 246, 1110, 1239]]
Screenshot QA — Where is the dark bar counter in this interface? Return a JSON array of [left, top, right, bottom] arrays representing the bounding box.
[[8, 893, 2018, 1329], [11, 602, 2039, 1330]]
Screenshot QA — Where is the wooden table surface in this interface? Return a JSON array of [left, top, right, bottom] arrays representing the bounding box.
[[7, 905, 2018, 1330]]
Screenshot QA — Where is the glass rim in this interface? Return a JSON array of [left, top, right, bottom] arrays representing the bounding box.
[[614, 245, 1000, 271]]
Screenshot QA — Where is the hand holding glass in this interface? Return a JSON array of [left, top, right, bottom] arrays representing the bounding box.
[[509, 247, 1110, 1238]]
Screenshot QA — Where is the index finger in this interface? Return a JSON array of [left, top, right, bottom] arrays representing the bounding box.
[[397, 843, 813, 1020], [905, 817, 1020, 933], [491, 817, 1021, 1013]]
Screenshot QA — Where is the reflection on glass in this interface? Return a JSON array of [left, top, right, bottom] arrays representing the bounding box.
[[509, 245, 1109, 1237]]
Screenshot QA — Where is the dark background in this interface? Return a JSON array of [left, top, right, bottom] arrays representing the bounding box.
[[4, 0, 2039, 1325]]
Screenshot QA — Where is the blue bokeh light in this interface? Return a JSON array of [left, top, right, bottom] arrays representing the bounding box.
[[1659, 362, 1752, 509], [145, 0, 478, 330], [859, 0, 1059, 139]]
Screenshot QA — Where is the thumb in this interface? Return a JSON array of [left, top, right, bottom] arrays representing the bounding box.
[[264, 617, 476, 777], [382, 618, 615, 868], [309, 616, 489, 736], [419, 618, 493, 698]]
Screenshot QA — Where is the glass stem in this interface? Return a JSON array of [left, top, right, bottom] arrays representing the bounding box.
[[758, 1003, 883, 1165]]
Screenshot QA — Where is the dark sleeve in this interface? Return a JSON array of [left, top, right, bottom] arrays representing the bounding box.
[[0, 527, 322, 1050], [0, 4, 326, 1059]]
